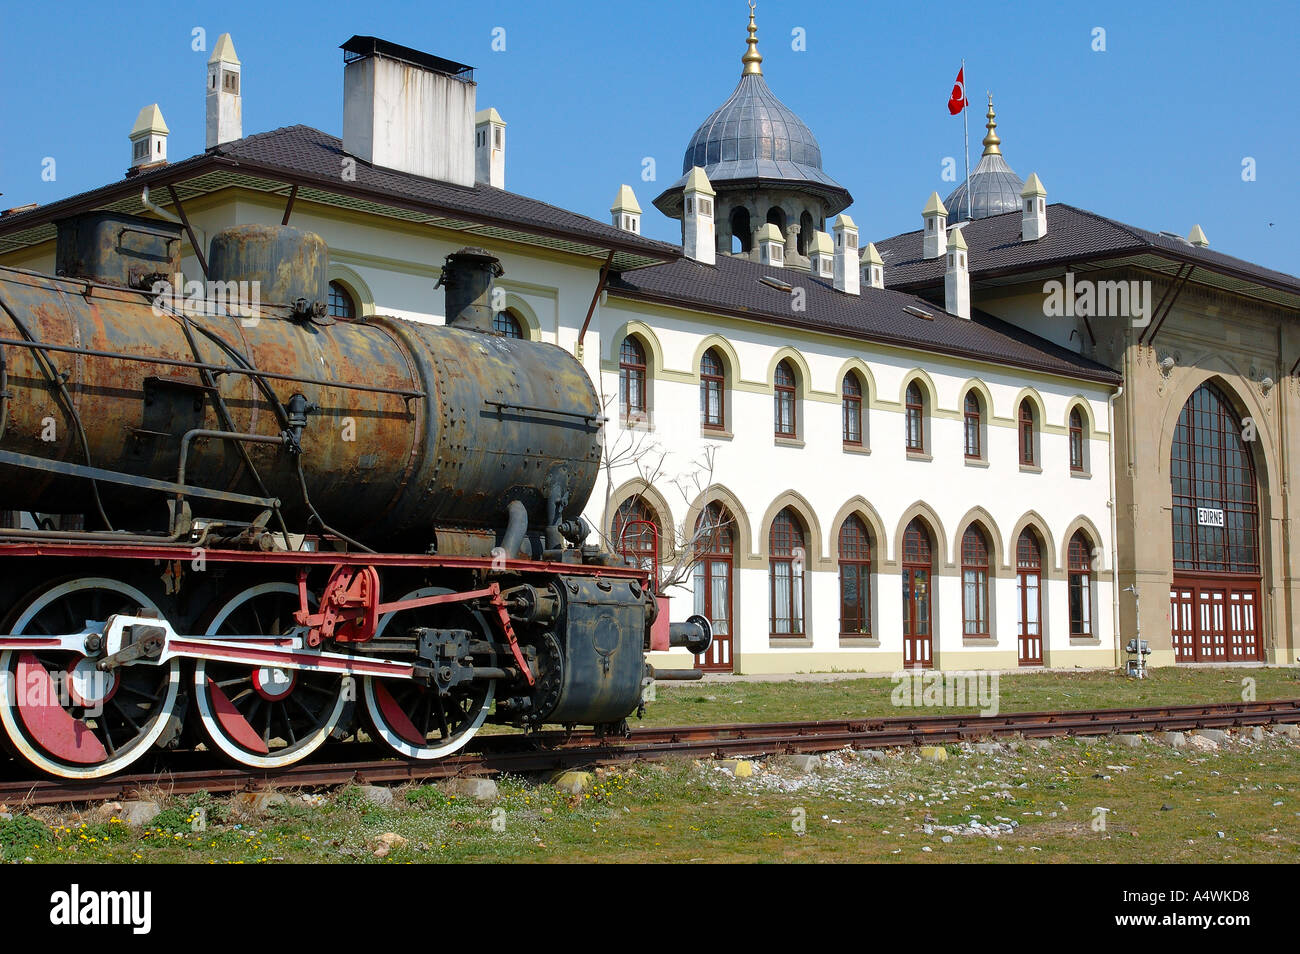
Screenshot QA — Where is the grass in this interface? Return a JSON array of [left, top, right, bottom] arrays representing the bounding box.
[[0, 666, 1295, 863], [2, 730, 1296, 863], [641, 666, 1300, 726]]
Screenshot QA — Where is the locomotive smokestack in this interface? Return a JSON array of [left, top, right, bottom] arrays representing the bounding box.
[[438, 247, 504, 333]]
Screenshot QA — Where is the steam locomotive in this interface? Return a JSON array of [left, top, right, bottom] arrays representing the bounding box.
[[0, 212, 709, 779]]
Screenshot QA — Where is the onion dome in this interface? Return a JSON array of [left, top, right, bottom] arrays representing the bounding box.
[[944, 94, 1025, 222], [653, 6, 851, 218]]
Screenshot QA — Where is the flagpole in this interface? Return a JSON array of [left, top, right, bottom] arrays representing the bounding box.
[[962, 58, 971, 223]]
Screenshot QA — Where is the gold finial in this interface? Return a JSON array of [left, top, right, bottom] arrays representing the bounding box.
[[981, 92, 1001, 156], [742, 1, 763, 75]]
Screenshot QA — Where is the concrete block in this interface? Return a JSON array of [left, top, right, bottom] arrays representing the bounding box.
[[444, 777, 499, 802], [717, 759, 753, 778], [919, 746, 949, 762], [121, 800, 161, 827], [1195, 728, 1231, 745], [1272, 724, 1299, 740], [1116, 734, 1144, 747], [1157, 732, 1186, 748], [973, 742, 1003, 754], [1247, 726, 1265, 742], [775, 754, 821, 774], [552, 770, 595, 793]]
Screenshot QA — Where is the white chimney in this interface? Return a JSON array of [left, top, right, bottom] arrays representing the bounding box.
[[832, 214, 859, 295], [922, 191, 948, 259], [1021, 172, 1047, 242], [945, 227, 970, 319], [475, 108, 506, 188], [129, 104, 168, 170], [342, 36, 475, 187], [860, 241, 884, 289], [683, 167, 716, 265], [610, 184, 642, 235], [206, 33, 242, 149], [1188, 223, 1209, 248], [808, 230, 834, 278], [755, 222, 784, 267]]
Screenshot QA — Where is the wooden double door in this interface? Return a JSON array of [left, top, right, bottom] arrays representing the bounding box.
[[1170, 576, 1262, 662]]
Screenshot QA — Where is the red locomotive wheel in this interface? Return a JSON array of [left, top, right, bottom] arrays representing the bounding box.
[[192, 582, 349, 770], [0, 578, 181, 780]]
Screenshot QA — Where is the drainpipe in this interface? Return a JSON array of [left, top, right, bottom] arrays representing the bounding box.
[[1107, 381, 1124, 669]]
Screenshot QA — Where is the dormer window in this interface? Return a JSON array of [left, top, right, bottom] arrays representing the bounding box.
[[927, 220, 934, 233], [222, 70, 238, 93], [847, 234, 857, 249], [700, 198, 712, 216], [132, 140, 148, 161]]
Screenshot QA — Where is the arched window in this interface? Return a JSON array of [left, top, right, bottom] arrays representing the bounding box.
[[766, 206, 787, 233], [700, 349, 726, 430], [1018, 400, 1036, 466], [612, 497, 659, 576], [1069, 408, 1085, 472], [838, 515, 872, 635], [961, 525, 991, 636], [1016, 528, 1044, 665], [770, 508, 806, 635], [1068, 531, 1093, 637], [730, 207, 752, 254], [798, 210, 814, 257], [842, 372, 863, 445], [328, 281, 356, 320], [774, 360, 798, 438], [964, 391, 982, 459], [493, 309, 524, 338], [905, 382, 925, 453], [619, 336, 648, 423]]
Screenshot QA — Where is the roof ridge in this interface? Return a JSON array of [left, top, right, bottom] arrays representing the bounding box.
[[1053, 203, 1147, 246]]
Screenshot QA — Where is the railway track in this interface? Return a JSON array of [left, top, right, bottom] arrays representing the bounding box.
[[2, 698, 1297, 807]]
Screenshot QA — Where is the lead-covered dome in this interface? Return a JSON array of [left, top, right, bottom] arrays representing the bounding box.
[[653, 8, 850, 219], [944, 95, 1025, 222]]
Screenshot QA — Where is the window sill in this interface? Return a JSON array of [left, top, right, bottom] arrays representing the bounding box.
[[1070, 469, 1092, 479], [906, 450, 932, 462], [1069, 636, 1102, 646], [962, 636, 996, 647], [838, 636, 879, 648], [842, 443, 871, 456], [1018, 463, 1042, 474], [769, 636, 812, 648], [774, 436, 805, 449], [964, 457, 989, 468], [621, 416, 653, 432], [701, 427, 733, 441]]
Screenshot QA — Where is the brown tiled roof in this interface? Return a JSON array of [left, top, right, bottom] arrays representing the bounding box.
[[608, 253, 1120, 385], [876, 204, 1300, 304], [0, 126, 677, 270]]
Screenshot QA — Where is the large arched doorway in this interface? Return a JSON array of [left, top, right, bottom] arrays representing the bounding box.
[[1169, 382, 1263, 661], [693, 503, 734, 672]]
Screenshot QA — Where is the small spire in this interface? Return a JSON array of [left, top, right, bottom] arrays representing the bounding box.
[[981, 92, 1001, 156], [742, 1, 763, 76]]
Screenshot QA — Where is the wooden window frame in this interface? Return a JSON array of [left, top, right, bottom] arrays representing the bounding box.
[[1069, 408, 1085, 471], [964, 391, 982, 459], [905, 382, 925, 453], [769, 509, 806, 636], [1068, 531, 1094, 637], [619, 336, 648, 424], [774, 361, 798, 439], [700, 349, 726, 430], [1018, 400, 1036, 466], [838, 516, 872, 636], [842, 373, 863, 446]]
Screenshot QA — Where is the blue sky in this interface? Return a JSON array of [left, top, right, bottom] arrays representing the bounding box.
[[2, 0, 1296, 274]]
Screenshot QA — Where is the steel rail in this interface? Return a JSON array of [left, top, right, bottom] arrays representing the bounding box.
[[2, 699, 1297, 807]]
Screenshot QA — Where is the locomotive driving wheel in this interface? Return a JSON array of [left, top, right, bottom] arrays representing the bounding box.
[[192, 582, 349, 769], [361, 587, 495, 760], [0, 577, 182, 780]]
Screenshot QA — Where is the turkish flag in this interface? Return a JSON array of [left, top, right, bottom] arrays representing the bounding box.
[[948, 67, 968, 115]]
